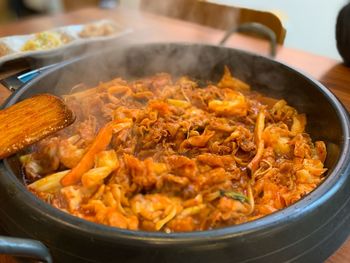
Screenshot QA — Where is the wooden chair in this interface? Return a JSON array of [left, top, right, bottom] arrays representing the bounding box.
[[140, 0, 286, 44], [0, 0, 14, 23], [63, 0, 100, 11]]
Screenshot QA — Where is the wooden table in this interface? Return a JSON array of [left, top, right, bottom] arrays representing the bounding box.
[[1, 6, 350, 263]]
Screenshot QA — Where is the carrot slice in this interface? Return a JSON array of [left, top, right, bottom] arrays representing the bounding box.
[[60, 122, 115, 186]]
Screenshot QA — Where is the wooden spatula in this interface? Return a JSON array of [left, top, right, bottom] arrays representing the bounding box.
[[0, 94, 75, 159]]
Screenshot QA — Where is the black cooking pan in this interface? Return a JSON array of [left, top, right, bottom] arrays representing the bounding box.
[[0, 42, 350, 263]]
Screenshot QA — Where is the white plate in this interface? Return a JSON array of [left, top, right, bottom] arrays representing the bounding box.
[[0, 19, 132, 65]]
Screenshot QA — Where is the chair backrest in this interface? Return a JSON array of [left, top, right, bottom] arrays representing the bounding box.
[[140, 0, 286, 44], [239, 8, 286, 44], [62, 0, 99, 11]]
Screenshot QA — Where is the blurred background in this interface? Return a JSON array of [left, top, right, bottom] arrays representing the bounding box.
[[0, 0, 347, 60]]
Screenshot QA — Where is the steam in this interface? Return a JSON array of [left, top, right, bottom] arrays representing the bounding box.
[[40, 0, 244, 111]]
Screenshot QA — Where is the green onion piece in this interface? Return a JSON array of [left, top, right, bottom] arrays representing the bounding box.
[[219, 190, 249, 203]]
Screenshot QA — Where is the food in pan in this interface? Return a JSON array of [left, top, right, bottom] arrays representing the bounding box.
[[0, 42, 12, 57], [79, 22, 120, 38], [21, 67, 327, 232], [21, 31, 72, 51]]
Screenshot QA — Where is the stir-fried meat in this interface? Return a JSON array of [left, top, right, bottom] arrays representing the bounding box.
[[23, 67, 327, 232]]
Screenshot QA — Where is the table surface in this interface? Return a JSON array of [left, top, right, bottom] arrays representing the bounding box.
[[0, 6, 350, 263]]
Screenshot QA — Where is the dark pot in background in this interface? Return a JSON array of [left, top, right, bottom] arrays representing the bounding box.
[[336, 3, 350, 66], [0, 43, 350, 263]]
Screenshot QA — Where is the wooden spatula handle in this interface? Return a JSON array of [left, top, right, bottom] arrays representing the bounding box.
[[0, 94, 75, 159]]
